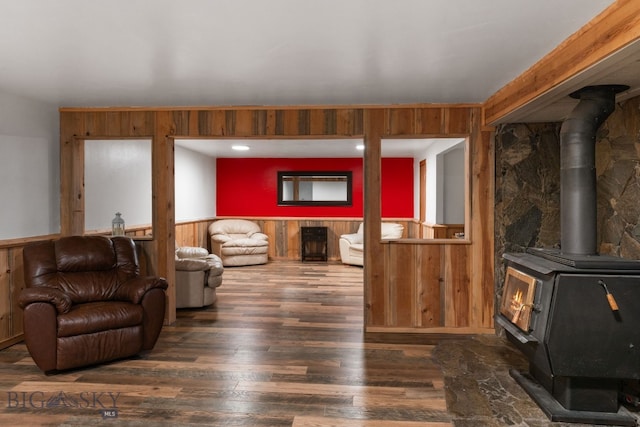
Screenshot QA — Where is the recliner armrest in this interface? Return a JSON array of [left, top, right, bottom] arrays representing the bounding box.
[[249, 232, 268, 241], [340, 233, 363, 245], [176, 246, 209, 259], [18, 288, 72, 314], [210, 234, 232, 243], [175, 258, 209, 271], [116, 276, 169, 304]]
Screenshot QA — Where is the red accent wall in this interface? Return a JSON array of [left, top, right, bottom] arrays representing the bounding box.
[[381, 158, 414, 218], [216, 158, 413, 218]]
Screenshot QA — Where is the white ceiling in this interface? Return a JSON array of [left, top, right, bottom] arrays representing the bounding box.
[[6, 0, 638, 157], [0, 0, 615, 109], [174, 137, 465, 158]]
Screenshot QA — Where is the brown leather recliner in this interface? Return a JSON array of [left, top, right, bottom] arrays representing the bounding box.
[[19, 235, 168, 373]]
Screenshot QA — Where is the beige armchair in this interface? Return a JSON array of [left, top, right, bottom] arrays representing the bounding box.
[[208, 219, 269, 266], [175, 246, 223, 308], [339, 222, 404, 266]]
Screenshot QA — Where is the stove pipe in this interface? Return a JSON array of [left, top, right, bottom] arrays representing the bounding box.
[[559, 85, 628, 256]]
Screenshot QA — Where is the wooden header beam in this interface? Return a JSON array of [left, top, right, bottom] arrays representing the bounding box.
[[484, 0, 640, 125]]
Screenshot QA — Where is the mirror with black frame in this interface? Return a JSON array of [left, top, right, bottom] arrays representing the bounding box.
[[277, 171, 352, 206]]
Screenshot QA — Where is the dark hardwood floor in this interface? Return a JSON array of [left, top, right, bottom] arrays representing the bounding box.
[[0, 261, 452, 426]]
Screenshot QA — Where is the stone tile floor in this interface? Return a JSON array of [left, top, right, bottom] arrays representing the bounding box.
[[432, 335, 640, 427]]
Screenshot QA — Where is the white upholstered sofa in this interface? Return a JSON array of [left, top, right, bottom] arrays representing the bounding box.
[[208, 219, 269, 266], [175, 246, 224, 308], [339, 222, 404, 266]]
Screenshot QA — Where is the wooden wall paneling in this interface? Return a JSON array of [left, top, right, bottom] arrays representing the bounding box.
[[417, 107, 445, 134], [283, 110, 300, 136], [273, 110, 285, 135], [364, 109, 384, 326], [470, 129, 495, 327], [265, 110, 278, 136], [252, 110, 265, 136], [84, 111, 107, 136], [270, 219, 285, 260], [201, 110, 226, 136], [287, 220, 300, 261], [297, 109, 311, 135], [233, 110, 253, 137], [326, 220, 342, 261], [224, 111, 237, 135], [154, 112, 176, 324], [175, 222, 198, 248], [70, 138, 85, 235], [416, 244, 442, 327], [169, 111, 190, 136], [116, 111, 132, 135], [385, 108, 416, 135], [446, 108, 471, 134], [0, 249, 10, 341], [10, 247, 24, 339], [196, 111, 213, 136], [443, 244, 470, 327], [323, 110, 337, 135], [188, 110, 200, 136], [385, 243, 416, 327], [59, 112, 85, 235], [258, 219, 277, 261], [174, 223, 185, 247], [309, 109, 326, 135], [251, 110, 270, 136], [197, 221, 211, 250], [0, 246, 24, 347], [336, 108, 364, 136]]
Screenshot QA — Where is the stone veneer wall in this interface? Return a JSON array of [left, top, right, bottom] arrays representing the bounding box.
[[494, 95, 640, 310]]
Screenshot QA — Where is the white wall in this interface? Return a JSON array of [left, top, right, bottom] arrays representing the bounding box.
[[174, 145, 216, 222], [0, 91, 59, 240], [415, 138, 465, 224], [442, 145, 465, 224], [84, 140, 152, 232]]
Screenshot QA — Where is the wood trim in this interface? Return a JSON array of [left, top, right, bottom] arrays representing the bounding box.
[[483, 0, 640, 125], [154, 115, 177, 324], [60, 103, 482, 113], [365, 326, 494, 334], [364, 109, 384, 327], [0, 234, 60, 249]]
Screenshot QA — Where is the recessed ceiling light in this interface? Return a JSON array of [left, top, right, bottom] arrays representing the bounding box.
[[232, 145, 250, 151], [356, 144, 365, 151]]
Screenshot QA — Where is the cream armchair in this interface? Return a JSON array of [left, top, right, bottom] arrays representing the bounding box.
[[339, 222, 404, 266], [175, 246, 223, 308], [208, 219, 269, 266]]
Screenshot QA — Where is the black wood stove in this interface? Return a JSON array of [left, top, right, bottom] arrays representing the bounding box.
[[497, 85, 640, 425]]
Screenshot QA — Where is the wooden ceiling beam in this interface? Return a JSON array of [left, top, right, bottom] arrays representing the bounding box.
[[483, 0, 640, 125]]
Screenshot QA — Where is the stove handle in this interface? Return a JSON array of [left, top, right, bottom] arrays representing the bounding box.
[[598, 280, 619, 312]]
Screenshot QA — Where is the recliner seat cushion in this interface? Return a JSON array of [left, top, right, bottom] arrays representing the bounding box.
[[221, 238, 268, 248], [221, 245, 268, 256], [57, 301, 143, 337]]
